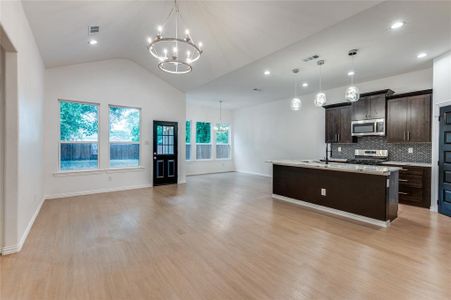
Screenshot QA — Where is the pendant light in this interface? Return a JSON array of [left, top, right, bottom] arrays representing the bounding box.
[[345, 49, 360, 102], [290, 68, 302, 111], [214, 100, 227, 132], [314, 60, 327, 107]]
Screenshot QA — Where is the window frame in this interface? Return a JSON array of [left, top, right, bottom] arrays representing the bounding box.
[[108, 104, 142, 169], [215, 123, 232, 160], [185, 120, 191, 161], [195, 121, 212, 160], [58, 99, 101, 172]]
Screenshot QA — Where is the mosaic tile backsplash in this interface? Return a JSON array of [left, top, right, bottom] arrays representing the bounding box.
[[331, 136, 432, 163]]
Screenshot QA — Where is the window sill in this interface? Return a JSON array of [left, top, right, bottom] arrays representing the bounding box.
[[53, 166, 145, 176]]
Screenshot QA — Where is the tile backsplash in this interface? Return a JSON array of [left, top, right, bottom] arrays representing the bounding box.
[[331, 136, 431, 163]]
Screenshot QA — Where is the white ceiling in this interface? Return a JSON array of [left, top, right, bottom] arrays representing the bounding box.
[[22, 0, 379, 91], [22, 1, 451, 110]]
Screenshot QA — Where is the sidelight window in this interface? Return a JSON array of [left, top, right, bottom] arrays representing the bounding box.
[[59, 100, 99, 171], [186, 120, 191, 160]]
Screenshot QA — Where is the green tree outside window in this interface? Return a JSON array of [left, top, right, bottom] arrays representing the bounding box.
[[196, 122, 211, 143], [60, 101, 98, 141]]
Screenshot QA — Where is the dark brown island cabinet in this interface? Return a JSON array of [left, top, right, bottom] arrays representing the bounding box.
[[272, 163, 399, 226], [386, 90, 432, 143], [324, 103, 353, 143], [383, 164, 431, 208]]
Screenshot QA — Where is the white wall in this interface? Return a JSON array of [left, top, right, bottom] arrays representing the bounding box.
[[44, 59, 186, 198], [431, 51, 451, 212], [234, 68, 433, 177], [0, 1, 45, 253], [186, 103, 234, 175]]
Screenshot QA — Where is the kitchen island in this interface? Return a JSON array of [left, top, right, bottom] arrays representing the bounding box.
[[269, 160, 400, 227]]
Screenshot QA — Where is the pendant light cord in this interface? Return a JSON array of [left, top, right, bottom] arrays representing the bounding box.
[[319, 64, 322, 92]]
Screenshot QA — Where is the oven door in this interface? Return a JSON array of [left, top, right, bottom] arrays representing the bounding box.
[[352, 119, 385, 136]]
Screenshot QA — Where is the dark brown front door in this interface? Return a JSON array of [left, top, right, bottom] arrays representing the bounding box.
[[439, 105, 451, 217], [153, 121, 178, 186]]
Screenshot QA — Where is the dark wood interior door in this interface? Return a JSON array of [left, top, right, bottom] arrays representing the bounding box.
[[407, 94, 431, 142], [439, 106, 451, 217], [153, 121, 178, 186], [387, 98, 408, 143]]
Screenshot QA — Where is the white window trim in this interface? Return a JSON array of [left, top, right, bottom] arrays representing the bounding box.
[[215, 124, 232, 160], [58, 99, 100, 172], [108, 104, 142, 169], [195, 121, 213, 160]]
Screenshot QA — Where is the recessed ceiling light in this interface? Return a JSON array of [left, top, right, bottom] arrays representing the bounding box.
[[302, 82, 308, 87], [417, 52, 427, 58], [347, 71, 355, 76], [264, 70, 271, 76], [89, 39, 98, 45], [390, 21, 405, 30]]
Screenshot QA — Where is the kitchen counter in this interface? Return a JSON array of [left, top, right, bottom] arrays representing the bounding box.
[[381, 161, 432, 168], [268, 160, 401, 176]]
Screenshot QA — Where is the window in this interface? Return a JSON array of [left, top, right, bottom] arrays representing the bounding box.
[[109, 106, 141, 168], [196, 122, 211, 159], [186, 120, 191, 160], [215, 124, 231, 159], [59, 100, 99, 171]]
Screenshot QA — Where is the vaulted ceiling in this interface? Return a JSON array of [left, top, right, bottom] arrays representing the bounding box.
[[23, 1, 451, 109]]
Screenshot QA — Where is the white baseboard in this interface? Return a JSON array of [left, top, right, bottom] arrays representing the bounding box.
[[272, 194, 390, 228], [1, 196, 45, 255], [236, 170, 272, 178], [186, 170, 235, 176], [45, 184, 153, 200]]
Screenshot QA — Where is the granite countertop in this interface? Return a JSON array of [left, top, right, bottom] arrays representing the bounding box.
[[267, 160, 401, 176], [381, 161, 432, 168]]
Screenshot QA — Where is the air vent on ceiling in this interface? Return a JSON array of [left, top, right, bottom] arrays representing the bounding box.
[[303, 54, 319, 62], [253, 88, 262, 92], [89, 25, 100, 35]]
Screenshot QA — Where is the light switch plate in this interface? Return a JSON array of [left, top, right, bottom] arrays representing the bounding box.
[[408, 147, 413, 154], [321, 188, 326, 196], [338, 147, 342, 152]]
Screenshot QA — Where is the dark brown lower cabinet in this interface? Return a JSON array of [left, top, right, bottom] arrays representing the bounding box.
[[385, 164, 431, 208]]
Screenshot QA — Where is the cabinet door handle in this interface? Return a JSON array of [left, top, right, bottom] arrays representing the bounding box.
[[403, 131, 406, 141], [399, 179, 408, 182], [399, 192, 409, 195], [338, 133, 340, 142], [407, 131, 411, 141]]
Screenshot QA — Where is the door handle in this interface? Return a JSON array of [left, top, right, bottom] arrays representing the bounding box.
[[153, 156, 156, 160]]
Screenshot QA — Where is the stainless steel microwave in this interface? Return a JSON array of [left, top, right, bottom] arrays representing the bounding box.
[[351, 118, 385, 136]]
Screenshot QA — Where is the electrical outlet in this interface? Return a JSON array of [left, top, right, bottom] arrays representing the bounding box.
[[408, 147, 413, 154], [321, 188, 327, 196], [338, 147, 342, 152]]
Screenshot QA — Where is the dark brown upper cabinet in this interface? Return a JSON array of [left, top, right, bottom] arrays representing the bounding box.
[[387, 90, 432, 143], [351, 90, 394, 121], [324, 104, 354, 144]]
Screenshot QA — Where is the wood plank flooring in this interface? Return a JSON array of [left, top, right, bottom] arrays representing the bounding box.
[[1, 172, 451, 299]]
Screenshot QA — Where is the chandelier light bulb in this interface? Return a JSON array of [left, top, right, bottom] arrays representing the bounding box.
[[290, 97, 302, 111], [314, 92, 327, 107], [347, 70, 355, 76], [185, 29, 190, 35], [198, 42, 203, 48], [157, 25, 163, 33], [173, 47, 178, 53], [345, 86, 360, 102], [147, 37, 152, 44]]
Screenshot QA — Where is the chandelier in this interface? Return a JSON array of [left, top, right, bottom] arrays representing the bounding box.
[[214, 100, 228, 132], [147, 0, 203, 74], [314, 60, 327, 107], [345, 49, 360, 102], [290, 68, 302, 111]]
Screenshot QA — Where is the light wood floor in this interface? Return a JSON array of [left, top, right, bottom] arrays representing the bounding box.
[[1, 173, 451, 299]]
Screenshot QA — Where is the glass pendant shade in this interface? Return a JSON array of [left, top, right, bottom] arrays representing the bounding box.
[[290, 97, 302, 111], [345, 85, 360, 102], [214, 123, 228, 132], [314, 92, 327, 107]]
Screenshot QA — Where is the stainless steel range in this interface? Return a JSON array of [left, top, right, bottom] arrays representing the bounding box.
[[347, 149, 388, 165]]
